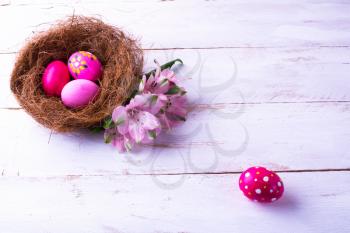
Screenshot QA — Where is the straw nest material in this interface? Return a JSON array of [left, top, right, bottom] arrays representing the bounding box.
[[10, 16, 143, 132]]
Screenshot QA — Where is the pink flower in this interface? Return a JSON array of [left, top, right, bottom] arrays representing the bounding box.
[[105, 59, 188, 153], [129, 94, 167, 115], [158, 94, 188, 129], [139, 68, 178, 94], [104, 128, 134, 152], [112, 95, 162, 144]]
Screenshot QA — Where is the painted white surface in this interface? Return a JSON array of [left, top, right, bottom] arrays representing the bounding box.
[[0, 0, 349, 232], [0, 102, 349, 176], [1, 0, 350, 52], [2, 47, 350, 108], [0, 172, 350, 233]]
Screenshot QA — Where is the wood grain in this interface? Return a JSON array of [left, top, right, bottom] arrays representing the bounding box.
[[0, 100, 349, 176], [1, 0, 350, 53], [1, 46, 350, 108]]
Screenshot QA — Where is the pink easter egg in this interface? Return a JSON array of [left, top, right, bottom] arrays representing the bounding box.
[[68, 51, 103, 81], [61, 79, 100, 108], [42, 60, 70, 97], [239, 166, 284, 203]]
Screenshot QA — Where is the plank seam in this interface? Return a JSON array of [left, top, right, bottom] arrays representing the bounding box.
[[2, 100, 350, 111], [1, 45, 350, 54], [1, 168, 349, 178]]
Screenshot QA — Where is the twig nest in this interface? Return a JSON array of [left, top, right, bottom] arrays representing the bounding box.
[[10, 16, 143, 132]]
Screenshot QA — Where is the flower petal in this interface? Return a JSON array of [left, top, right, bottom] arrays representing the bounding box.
[[148, 94, 167, 115], [160, 69, 177, 83], [128, 118, 145, 143], [112, 106, 129, 134], [138, 111, 160, 130], [141, 129, 159, 144], [158, 112, 172, 130], [144, 74, 155, 93], [117, 123, 129, 135], [154, 60, 161, 77], [112, 106, 127, 124], [128, 94, 148, 110], [108, 131, 135, 153], [162, 69, 175, 79], [138, 75, 147, 93], [154, 80, 170, 94], [104, 128, 116, 144], [168, 95, 188, 117], [112, 135, 128, 152]]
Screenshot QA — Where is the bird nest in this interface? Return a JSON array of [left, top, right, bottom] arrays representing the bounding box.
[[10, 16, 143, 132]]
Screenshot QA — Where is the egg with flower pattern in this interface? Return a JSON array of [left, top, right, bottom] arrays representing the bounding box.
[[68, 51, 103, 81], [239, 166, 284, 203]]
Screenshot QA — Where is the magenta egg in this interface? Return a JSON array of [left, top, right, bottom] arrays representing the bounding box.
[[42, 60, 70, 97], [61, 79, 100, 108], [68, 51, 103, 81], [239, 166, 284, 203]]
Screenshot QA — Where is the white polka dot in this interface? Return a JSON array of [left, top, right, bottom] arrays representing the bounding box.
[[74, 62, 80, 67], [244, 185, 248, 190], [255, 189, 262, 194], [271, 198, 277, 202], [277, 181, 282, 187], [269, 189, 273, 193], [245, 172, 250, 178], [263, 176, 269, 182], [254, 178, 258, 182]]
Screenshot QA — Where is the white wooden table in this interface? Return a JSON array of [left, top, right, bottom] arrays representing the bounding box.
[[1, 1, 350, 232]]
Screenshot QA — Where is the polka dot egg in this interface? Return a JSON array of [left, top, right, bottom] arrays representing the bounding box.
[[239, 166, 284, 203]]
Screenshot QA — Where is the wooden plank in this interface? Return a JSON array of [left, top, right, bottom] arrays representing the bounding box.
[[1, 99, 349, 176], [2, 46, 350, 108], [0, 171, 349, 233], [1, 0, 350, 53]]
